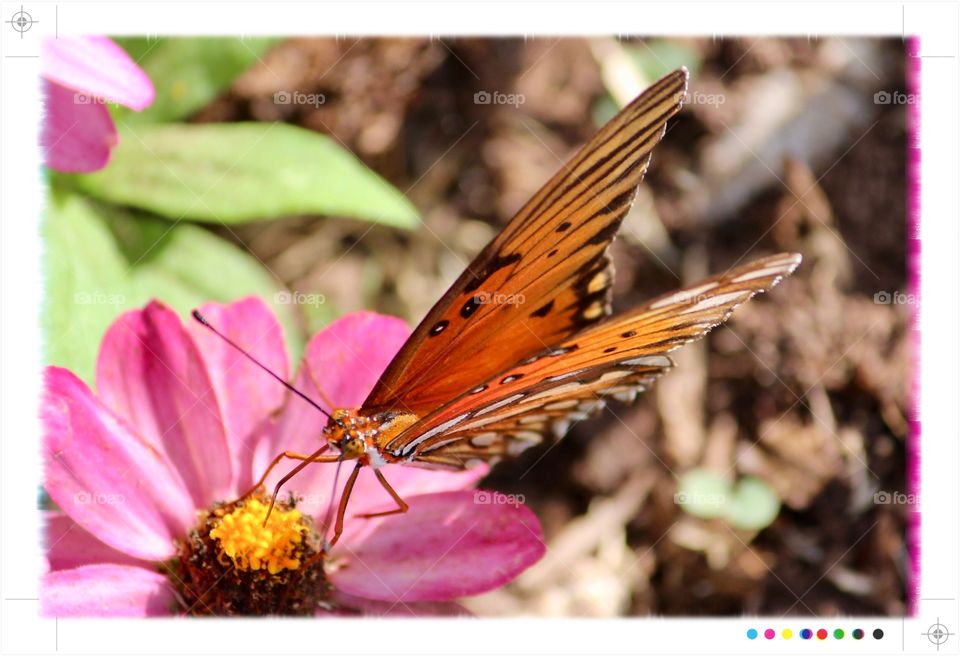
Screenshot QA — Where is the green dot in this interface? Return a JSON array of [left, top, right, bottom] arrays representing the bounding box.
[[834, 629, 845, 639]]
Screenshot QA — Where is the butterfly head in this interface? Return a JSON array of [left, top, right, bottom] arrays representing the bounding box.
[[324, 408, 374, 460]]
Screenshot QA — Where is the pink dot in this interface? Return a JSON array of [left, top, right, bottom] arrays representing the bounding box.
[[764, 629, 776, 639]]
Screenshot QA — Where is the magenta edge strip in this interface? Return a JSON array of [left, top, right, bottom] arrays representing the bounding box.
[[904, 35, 921, 617]]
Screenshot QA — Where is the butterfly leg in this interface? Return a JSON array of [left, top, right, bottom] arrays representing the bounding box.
[[327, 461, 363, 549], [238, 444, 333, 501], [355, 469, 409, 519]]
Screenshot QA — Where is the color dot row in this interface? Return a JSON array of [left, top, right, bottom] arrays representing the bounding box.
[[747, 628, 884, 640]]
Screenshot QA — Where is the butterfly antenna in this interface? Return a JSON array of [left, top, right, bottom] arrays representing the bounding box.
[[191, 309, 333, 421], [320, 455, 345, 553]]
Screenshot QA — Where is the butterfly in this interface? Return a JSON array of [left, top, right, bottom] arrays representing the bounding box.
[[194, 67, 801, 547]]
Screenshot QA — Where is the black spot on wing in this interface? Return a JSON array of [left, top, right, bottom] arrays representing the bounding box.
[[575, 215, 624, 251], [530, 300, 554, 318], [461, 296, 482, 318], [463, 252, 522, 293]]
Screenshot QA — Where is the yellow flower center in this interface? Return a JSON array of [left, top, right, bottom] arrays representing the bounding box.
[[209, 498, 308, 575]]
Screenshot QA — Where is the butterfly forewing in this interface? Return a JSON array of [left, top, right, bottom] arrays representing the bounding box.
[[382, 252, 801, 468], [363, 69, 690, 416]]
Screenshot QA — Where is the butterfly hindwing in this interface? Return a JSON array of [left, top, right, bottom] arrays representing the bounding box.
[[382, 252, 802, 468], [363, 69, 690, 416]]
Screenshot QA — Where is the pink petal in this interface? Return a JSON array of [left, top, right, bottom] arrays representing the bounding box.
[[321, 590, 471, 617], [186, 298, 289, 491], [42, 565, 174, 617], [286, 462, 487, 542], [291, 310, 412, 409], [43, 36, 154, 110], [42, 80, 116, 173], [95, 301, 233, 505], [329, 490, 545, 602], [43, 367, 195, 561], [45, 512, 148, 571]]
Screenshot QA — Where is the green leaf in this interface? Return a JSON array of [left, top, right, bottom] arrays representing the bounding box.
[[75, 122, 419, 228], [723, 477, 781, 531], [114, 37, 279, 124], [44, 195, 306, 383], [675, 469, 730, 519], [43, 194, 132, 383], [121, 213, 305, 364]]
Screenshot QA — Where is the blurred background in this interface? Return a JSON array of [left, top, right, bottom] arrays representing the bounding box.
[[45, 36, 912, 616]]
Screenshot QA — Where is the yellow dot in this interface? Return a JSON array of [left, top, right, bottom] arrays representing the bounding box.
[[782, 629, 793, 640]]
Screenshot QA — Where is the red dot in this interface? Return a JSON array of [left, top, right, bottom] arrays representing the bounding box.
[[817, 629, 828, 640], [764, 629, 775, 639]]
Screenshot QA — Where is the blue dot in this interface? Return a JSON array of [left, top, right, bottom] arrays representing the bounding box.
[[747, 629, 758, 640]]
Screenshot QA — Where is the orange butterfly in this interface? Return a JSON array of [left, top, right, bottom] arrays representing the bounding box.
[[194, 67, 800, 547]]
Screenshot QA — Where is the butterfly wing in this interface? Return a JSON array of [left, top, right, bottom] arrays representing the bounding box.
[[381, 252, 802, 469], [363, 69, 690, 416]]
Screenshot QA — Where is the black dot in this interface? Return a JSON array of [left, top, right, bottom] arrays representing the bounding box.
[[621, 330, 637, 338], [548, 249, 559, 258], [604, 346, 617, 353], [872, 629, 883, 640], [530, 300, 554, 318], [500, 373, 524, 385], [556, 221, 572, 233], [461, 296, 481, 318], [429, 320, 449, 336]]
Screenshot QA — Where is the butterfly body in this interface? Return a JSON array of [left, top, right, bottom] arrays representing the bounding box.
[[204, 67, 802, 546], [321, 408, 417, 468]]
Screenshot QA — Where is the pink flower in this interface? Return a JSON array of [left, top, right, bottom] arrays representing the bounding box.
[[42, 298, 545, 616], [42, 36, 154, 172]]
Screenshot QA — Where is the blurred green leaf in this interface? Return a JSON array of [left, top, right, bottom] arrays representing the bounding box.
[[591, 94, 621, 128], [675, 469, 730, 519], [723, 477, 781, 531], [75, 122, 419, 228], [627, 40, 702, 81], [44, 194, 131, 383], [676, 469, 781, 531], [44, 195, 305, 383], [114, 37, 279, 124]]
